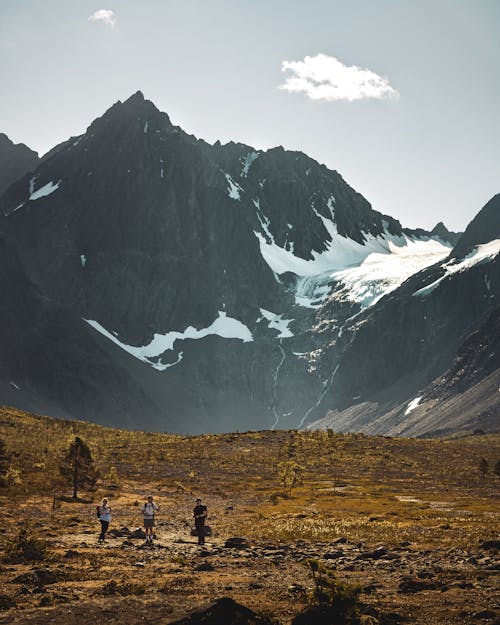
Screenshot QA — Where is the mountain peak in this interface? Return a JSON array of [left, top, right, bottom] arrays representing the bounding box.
[[451, 193, 500, 258], [123, 90, 145, 105]]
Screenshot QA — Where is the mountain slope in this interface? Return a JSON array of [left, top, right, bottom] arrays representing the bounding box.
[[0, 228, 181, 429], [308, 194, 500, 435], [0, 133, 39, 196]]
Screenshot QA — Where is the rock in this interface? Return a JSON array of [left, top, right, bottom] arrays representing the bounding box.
[[293, 605, 373, 625], [358, 546, 388, 560], [10, 573, 38, 586], [287, 584, 305, 594], [480, 540, 500, 551], [472, 609, 498, 620], [31, 568, 65, 585], [130, 528, 147, 539], [485, 563, 500, 571], [16, 587, 31, 596], [224, 537, 249, 549], [398, 578, 437, 593], [323, 550, 343, 560], [0, 594, 15, 611], [64, 549, 80, 559], [171, 596, 258, 622], [199, 549, 211, 557], [194, 562, 214, 572]]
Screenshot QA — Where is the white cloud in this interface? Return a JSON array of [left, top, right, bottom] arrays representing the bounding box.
[[88, 9, 117, 28], [279, 53, 399, 102]]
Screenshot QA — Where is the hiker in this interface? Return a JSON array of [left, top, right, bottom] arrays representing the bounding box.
[[142, 495, 159, 545], [97, 497, 111, 542], [193, 497, 208, 545]]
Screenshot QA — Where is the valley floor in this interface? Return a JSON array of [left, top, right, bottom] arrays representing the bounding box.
[[0, 407, 498, 624]]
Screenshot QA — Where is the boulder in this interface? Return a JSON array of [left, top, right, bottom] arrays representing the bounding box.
[[168, 597, 275, 625], [224, 537, 249, 549]]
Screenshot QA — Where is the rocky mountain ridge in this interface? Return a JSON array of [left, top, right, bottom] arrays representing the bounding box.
[[1, 92, 497, 435]]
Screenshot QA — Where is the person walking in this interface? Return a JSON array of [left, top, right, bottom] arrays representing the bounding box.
[[142, 495, 159, 546], [97, 498, 111, 543], [193, 498, 208, 545]]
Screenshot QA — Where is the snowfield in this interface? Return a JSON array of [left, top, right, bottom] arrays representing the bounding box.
[[29, 179, 61, 201], [254, 203, 451, 310], [413, 239, 500, 298], [85, 311, 253, 371]]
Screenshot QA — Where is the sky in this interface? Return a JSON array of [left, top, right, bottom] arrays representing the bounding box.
[[1, 0, 499, 231]]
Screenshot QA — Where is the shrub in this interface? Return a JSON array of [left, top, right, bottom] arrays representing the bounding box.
[[0, 439, 10, 488], [479, 458, 489, 479], [97, 579, 146, 596], [278, 459, 304, 497], [5, 466, 22, 487], [107, 466, 120, 488], [3, 526, 48, 562], [298, 559, 363, 625]]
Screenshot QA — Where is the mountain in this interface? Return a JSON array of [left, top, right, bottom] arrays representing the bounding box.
[[404, 221, 461, 247], [1, 91, 484, 434], [0, 133, 39, 196], [0, 228, 176, 429], [308, 194, 500, 436]]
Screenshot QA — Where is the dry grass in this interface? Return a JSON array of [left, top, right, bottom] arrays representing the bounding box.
[[0, 405, 498, 624]]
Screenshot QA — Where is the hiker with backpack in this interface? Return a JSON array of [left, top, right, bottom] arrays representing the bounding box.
[[96, 497, 112, 542], [193, 497, 208, 545], [142, 495, 160, 545]]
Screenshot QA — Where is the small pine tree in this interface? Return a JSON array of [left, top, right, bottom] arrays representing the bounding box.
[[107, 466, 120, 488], [278, 459, 304, 496], [479, 458, 489, 480], [301, 559, 362, 624], [0, 438, 10, 488], [494, 459, 500, 479], [59, 437, 98, 499]]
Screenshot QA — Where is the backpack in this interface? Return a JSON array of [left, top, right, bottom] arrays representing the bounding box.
[[96, 505, 100, 519]]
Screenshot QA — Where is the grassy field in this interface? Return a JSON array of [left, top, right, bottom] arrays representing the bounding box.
[[0, 405, 498, 624]]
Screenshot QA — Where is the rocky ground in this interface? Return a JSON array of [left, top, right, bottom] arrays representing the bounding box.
[[0, 490, 498, 625], [0, 408, 498, 624]]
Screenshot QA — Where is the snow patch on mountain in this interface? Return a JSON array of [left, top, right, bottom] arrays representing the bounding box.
[[259, 308, 294, 338], [29, 179, 61, 201], [240, 151, 259, 177], [84, 311, 253, 371], [331, 238, 451, 308], [255, 203, 451, 309], [413, 239, 500, 298], [405, 396, 422, 415], [224, 173, 243, 200]]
